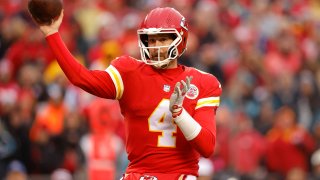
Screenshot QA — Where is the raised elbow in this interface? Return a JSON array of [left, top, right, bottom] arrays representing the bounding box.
[[200, 145, 215, 158]]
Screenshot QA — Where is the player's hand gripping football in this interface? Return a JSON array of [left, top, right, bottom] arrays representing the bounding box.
[[39, 10, 64, 36], [169, 76, 193, 118]]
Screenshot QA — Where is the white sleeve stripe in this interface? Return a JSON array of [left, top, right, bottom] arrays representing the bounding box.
[[198, 97, 220, 103], [195, 103, 219, 110], [196, 97, 220, 109], [105, 65, 124, 99]]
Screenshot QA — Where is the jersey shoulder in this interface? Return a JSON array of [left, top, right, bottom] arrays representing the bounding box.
[[185, 67, 222, 110], [110, 55, 144, 72], [186, 67, 222, 98], [105, 55, 143, 100]]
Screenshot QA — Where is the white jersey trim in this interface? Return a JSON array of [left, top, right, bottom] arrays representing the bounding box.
[[105, 65, 124, 100], [196, 97, 220, 109]]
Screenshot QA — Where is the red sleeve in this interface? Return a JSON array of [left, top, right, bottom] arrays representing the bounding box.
[[46, 33, 116, 99], [189, 73, 222, 158], [189, 108, 217, 158]]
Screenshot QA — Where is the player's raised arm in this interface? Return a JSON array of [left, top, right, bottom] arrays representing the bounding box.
[[29, 9, 117, 99]]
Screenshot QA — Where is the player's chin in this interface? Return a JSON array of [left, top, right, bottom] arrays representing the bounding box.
[[150, 56, 165, 61]]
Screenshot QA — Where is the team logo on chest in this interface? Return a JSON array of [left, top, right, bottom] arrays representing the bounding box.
[[186, 84, 199, 99], [163, 85, 170, 92]]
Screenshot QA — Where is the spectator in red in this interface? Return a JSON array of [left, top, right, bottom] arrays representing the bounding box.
[[263, 28, 302, 78], [229, 112, 266, 178], [4, 27, 54, 75], [265, 106, 316, 177], [80, 98, 124, 180]]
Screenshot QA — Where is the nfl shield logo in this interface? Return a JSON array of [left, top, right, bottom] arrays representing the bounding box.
[[163, 85, 170, 92]]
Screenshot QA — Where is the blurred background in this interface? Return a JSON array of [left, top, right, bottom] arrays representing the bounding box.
[[0, 0, 320, 180]]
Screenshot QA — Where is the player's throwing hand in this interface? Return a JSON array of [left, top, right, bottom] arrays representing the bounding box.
[[169, 76, 193, 118], [39, 10, 64, 36]]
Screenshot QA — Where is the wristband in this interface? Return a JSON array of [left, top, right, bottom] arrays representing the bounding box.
[[173, 109, 202, 140]]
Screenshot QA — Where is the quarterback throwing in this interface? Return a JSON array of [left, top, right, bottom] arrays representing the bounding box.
[[36, 7, 222, 180]]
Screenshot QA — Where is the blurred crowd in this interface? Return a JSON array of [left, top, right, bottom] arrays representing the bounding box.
[[0, 0, 320, 180]]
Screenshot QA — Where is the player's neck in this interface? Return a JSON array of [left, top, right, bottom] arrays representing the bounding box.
[[166, 59, 178, 69]]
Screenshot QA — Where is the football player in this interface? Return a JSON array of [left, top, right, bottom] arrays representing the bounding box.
[[38, 7, 221, 180]]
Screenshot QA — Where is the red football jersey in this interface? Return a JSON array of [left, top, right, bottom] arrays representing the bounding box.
[[107, 56, 221, 175], [46, 33, 222, 176]]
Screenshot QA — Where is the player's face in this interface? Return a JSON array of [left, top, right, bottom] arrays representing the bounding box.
[[147, 34, 174, 60]]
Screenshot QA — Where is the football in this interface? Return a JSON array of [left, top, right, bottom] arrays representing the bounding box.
[[28, 0, 63, 25]]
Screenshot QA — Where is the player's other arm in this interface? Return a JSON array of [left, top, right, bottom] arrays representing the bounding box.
[[170, 75, 222, 157], [188, 107, 218, 158], [39, 11, 116, 99]]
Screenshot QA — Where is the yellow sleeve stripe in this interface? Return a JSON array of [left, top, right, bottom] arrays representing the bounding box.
[[105, 65, 124, 99], [196, 97, 220, 110]]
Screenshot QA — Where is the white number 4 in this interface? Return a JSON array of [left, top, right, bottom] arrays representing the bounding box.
[[148, 99, 177, 147]]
